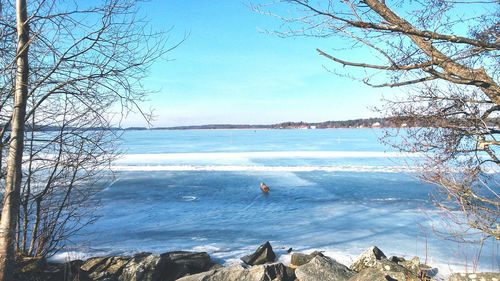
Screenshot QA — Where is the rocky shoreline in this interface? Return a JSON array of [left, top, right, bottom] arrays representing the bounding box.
[[16, 242, 499, 281]]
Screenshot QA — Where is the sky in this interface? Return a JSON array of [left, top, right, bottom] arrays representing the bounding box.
[[124, 1, 395, 127]]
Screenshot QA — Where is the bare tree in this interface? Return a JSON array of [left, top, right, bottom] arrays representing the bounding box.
[[0, 1, 179, 279], [254, 0, 499, 241], [17, 98, 118, 258], [0, 0, 30, 280]]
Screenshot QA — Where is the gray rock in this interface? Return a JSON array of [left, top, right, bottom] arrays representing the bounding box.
[[81, 257, 108, 273], [247, 263, 294, 281], [160, 251, 213, 281], [295, 255, 355, 281], [176, 263, 294, 281], [118, 253, 162, 281], [448, 272, 500, 281], [388, 256, 405, 263], [241, 241, 276, 266], [348, 268, 396, 281], [350, 246, 387, 272], [115, 251, 212, 281], [77, 251, 213, 281], [349, 259, 421, 281], [374, 259, 416, 274], [399, 256, 422, 275], [81, 256, 130, 281], [388, 255, 437, 278], [290, 251, 324, 267], [348, 268, 411, 281]]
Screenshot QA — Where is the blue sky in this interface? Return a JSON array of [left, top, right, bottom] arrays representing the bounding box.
[[126, 0, 393, 127]]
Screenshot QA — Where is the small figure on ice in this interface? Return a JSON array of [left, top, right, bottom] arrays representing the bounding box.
[[260, 182, 270, 193]]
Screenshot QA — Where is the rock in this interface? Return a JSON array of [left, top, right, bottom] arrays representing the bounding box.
[[103, 257, 131, 277], [176, 263, 294, 281], [78, 251, 214, 281], [118, 251, 213, 281], [248, 263, 295, 281], [284, 266, 295, 280], [348, 268, 395, 281], [349, 268, 412, 281], [388, 255, 436, 278], [448, 272, 500, 281], [118, 252, 164, 281], [374, 259, 417, 275], [388, 256, 405, 263], [350, 246, 387, 272], [290, 251, 324, 267], [399, 256, 422, 275], [207, 263, 224, 271], [295, 255, 355, 281], [13, 251, 212, 281], [159, 251, 213, 281], [349, 259, 422, 281], [241, 241, 276, 266], [81, 257, 108, 273], [81, 256, 130, 280]]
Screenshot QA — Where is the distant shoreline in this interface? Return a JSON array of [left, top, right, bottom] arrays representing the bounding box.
[[122, 127, 382, 131], [124, 117, 404, 131], [12, 116, 498, 132], [4, 118, 419, 132]]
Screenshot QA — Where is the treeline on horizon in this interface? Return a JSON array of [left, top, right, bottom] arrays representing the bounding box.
[[1, 117, 498, 132], [126, 118, 392, 130], [127, 116, 500, 130]]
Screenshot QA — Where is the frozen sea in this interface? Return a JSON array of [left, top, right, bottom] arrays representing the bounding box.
[[56, 129, 499, 276]]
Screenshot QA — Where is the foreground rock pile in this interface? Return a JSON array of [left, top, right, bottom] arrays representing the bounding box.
[[16, 242, 499, 281], [16, 251, 215, 281]]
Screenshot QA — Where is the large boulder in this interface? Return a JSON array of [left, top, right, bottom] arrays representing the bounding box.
[[398, 256, 434, 277], [118, 252, 163, 281], [159, 251, 213, 281], [295, 255, 355, 281], [350, 246, 387, 272], [107, 251, 212, 281], [449, 272, 500, 281], [81, 256, 130, 281], [176, 263, 295, 281], [349, 268, 415, 281], [349, 259, 421, 281], [241, 242, 276, 266], [81, 257, 108, 273], [78, 251, 214, 281], [348, 268, 396, 281], [387, 255, 437, 278], [290, 251, 324, 267]]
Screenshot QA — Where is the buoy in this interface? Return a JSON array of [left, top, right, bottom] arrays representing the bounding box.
[[260, 182, 270, 193]]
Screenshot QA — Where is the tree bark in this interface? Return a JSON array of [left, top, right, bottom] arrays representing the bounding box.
[[0, 0, 29, 280]]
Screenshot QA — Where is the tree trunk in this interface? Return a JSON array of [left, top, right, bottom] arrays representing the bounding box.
[[0, 0, 29, 280]]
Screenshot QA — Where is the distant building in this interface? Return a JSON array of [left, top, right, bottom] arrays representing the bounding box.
[[401, 123, 408, 128], [371, 122, 381, 128], [309, 125, 317, 129]]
